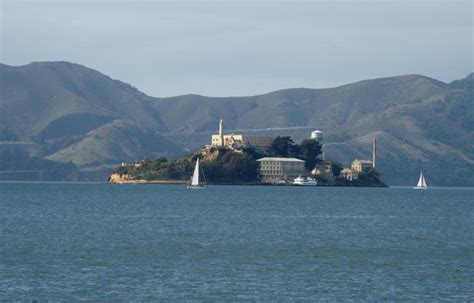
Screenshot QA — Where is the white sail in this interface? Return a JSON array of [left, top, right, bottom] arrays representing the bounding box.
[[416, 171, 427, 188], [191, 158, 200, 186], [421, 174, 427, 188]]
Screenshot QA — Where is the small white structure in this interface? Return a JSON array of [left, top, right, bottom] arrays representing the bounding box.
[[311, 130, 324, 141], [340, 168, 357, 181]]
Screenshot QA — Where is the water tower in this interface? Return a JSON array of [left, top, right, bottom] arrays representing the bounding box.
[[311, 130, 323, 141]]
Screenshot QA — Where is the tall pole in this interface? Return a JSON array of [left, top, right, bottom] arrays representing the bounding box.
[[372, 138, 377, 169]]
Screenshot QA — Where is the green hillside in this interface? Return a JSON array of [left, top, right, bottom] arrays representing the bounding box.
[[0, 62, 182, 179], [0, 61, 472, 185]]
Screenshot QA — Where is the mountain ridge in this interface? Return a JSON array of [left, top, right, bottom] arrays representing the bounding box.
[[1, 61, 453, 97], [0, 61, 472, 185]]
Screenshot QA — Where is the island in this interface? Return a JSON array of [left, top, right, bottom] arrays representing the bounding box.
[[108, 119, 386, 187]]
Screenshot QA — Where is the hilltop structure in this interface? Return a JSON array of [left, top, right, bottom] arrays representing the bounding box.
[[210, 118, 273, 150]]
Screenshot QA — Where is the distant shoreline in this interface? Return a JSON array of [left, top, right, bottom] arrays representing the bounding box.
[[108, 179, 388, 187], [109, 179, 188, 185]]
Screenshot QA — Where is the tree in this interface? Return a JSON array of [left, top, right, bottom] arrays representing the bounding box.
[[153, 156, 168, 170], [270, 136, 299, 157], [201, 150, 259, 182], [331, 161, 343, 177], [241, 146, 266, 161], [222, 152, 259, 181], [299, 139, 322, 170], [356, 168, 385, 186]]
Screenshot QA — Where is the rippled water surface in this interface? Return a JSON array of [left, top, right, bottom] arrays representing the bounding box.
[[0, 182, 473, 300]]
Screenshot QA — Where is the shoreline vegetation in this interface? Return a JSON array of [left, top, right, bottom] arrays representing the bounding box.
[[109, 136, 387, 187]]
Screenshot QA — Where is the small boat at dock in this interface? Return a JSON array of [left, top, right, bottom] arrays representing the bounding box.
[[293, 175, 318, 186]]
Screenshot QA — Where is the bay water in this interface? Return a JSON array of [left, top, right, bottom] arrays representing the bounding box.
[[0, 182, 472, 300]]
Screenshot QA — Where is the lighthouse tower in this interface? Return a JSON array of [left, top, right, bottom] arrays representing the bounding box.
[[219, 118, 224, 146]]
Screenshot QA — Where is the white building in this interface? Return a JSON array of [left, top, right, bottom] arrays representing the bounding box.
[[340, 168, 358, 181], [210, 118, 273, 150], [257, 157, 306, 184]]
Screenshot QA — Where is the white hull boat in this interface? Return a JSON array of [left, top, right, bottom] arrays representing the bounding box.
[[293, 175, 318, 186]]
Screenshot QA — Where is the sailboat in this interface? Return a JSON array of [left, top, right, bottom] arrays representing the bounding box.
[[187, 157, 206, 189], [413, 170, 427, 190]]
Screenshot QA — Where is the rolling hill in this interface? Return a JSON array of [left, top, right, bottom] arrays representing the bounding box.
[[0, 61, 472, 185]]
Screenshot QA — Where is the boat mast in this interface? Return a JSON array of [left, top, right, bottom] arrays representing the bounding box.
[[200, 159, 207, 186]]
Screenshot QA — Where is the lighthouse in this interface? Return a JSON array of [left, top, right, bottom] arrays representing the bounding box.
[[219, 118, 224, 146]]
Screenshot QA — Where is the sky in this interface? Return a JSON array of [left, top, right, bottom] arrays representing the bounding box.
[[1, 0, 472, 97]]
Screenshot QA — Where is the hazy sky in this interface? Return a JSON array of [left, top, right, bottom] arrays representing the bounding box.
[[1, 0, 472, 97]]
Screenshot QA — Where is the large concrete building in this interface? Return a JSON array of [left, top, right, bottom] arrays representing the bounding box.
[[257, 157, 306, 184], [243, 136, 274, 150], [210, 118, 273, 150]]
